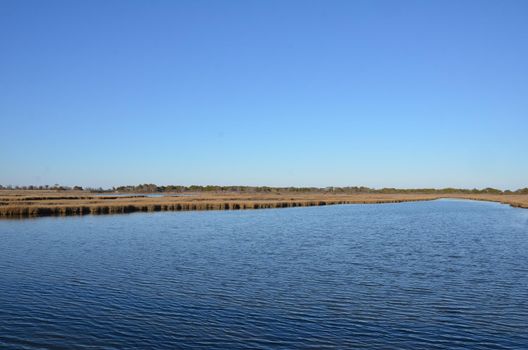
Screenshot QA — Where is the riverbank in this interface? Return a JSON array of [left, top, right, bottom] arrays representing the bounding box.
[[0, 191, 527, 219]]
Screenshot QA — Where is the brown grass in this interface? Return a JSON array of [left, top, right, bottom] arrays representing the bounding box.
[[0, 191, 527, 219]]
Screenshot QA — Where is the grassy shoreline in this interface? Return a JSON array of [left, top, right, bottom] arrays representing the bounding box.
[[1, 191, 527, 219]]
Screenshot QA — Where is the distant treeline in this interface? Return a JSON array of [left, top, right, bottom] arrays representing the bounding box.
[[107, 185, 528, 195], [2, 184, 528, 195], [0, 184, 85, 191]]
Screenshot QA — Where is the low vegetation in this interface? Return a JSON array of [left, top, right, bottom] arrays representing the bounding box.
[[0, 187, 527, 219]]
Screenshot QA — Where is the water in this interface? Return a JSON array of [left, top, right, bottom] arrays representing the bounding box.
[[1, 199, 527, 349]]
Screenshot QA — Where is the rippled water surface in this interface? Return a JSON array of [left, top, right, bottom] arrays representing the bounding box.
[[1, 199, 527, 349]]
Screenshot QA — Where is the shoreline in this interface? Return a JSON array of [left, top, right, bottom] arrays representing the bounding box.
[[1, 192, 527, 219]]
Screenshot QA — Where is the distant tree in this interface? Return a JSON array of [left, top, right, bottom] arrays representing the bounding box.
[[482, 187, 502, 194]]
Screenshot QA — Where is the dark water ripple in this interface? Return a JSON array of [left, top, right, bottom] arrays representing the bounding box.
[[1, 199, 527, 349]]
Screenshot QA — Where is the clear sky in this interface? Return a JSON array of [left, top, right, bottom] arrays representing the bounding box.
[[1, 0, 527, 189]]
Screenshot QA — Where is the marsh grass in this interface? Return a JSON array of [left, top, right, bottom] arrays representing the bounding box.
[[0, 191, 526, 219]]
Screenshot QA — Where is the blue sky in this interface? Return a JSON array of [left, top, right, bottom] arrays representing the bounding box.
[[1, 0, 527, 189]]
